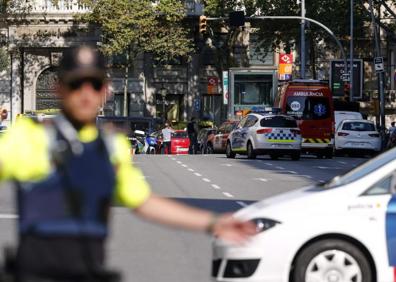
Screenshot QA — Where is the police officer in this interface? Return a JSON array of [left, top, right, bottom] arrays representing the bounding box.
[[0, 46, 255, 281]]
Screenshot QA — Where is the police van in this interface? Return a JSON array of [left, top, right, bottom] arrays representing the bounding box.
[[226, 112, 302, 160]]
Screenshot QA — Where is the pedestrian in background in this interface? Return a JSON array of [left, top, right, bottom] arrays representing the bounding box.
[[0, 46, 256, 282], [387, 121, 396, 149], [161, 122, 174, 154], [187, 117, 198, 154], [389, 122, 396, 136]]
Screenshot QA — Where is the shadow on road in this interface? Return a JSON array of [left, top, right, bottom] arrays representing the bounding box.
[[209, 153, 368, 185], [171, 197, 255, 213]]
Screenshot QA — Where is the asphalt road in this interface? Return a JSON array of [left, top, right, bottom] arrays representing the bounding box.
[[0, 154, 367, 282]]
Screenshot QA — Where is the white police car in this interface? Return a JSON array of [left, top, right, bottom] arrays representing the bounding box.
[[213, 147, 396, 282], [226, 113, 302, 160]]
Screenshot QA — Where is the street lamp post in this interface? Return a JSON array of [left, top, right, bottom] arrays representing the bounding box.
[[300, 0, 306, 79], [349, 0, 354, 102], [368, 0, 386, 141], [159, 87, 167, 122]]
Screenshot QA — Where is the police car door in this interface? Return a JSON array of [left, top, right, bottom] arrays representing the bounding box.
[[357, 172, 395, 271], [386, 172, 396, 268], [231, 116, 248, 150], [242, 115, 259, 149]]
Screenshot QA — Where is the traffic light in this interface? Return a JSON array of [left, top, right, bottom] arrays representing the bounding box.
[[229, 11, 245, 27], [199, 15, 207, 34]]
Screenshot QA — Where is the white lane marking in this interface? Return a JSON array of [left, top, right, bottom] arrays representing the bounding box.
[[254, 178, 268, 182], [202, 178, 211, 183], [285, 170, 297, 174], [275, 166, 285, 170], [0, 214, 18, 219], [237, 201, 248, 207], [177, 161, 183, 164], [188, 168, 194, 172], [211, 184, 221, 190], [181, 164, 188, 168], [264, 162, 273, 166], [194, 172, 202, 177], [338, 161, 347, 165], [318, 180, 326, 183], [221, 164, 233, 167], [223, 192, 234, 198]]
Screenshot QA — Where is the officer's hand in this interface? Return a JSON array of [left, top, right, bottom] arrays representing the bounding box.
[[209, 214, 257, 243]]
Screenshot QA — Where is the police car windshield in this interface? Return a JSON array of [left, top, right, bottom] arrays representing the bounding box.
[[323, 148, 396, 188], [286, 97, 330, 120], [260, 116, 297, 128]]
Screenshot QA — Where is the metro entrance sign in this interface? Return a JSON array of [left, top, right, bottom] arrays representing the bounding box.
[[330, 59, 363, 99]]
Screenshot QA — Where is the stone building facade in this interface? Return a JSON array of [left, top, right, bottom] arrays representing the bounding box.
[[0, 1, 282, 127], [4, 1, 396, 128]]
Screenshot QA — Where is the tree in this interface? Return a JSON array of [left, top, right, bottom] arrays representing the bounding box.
[[202, 0, 396, 78], [0, 1, 35, 71], [0, 47, 9, 72], [81, 0, 193, 116]]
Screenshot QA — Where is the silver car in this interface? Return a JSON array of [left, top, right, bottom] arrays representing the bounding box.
[[226, 113, 302, 160], [335, 119, 381, 155]]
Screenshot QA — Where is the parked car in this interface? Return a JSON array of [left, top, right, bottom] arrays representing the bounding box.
[[335, 119, 381, 156], [213, 147, 396, 282], [154, 130, 190, 155], [226, 113, 302, 160], [213, 121, 239, 153], [171, 130, 190, 155], [197, 128, 217, 154]]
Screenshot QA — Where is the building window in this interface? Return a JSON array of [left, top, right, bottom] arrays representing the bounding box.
[[234, 74, 273, 106]]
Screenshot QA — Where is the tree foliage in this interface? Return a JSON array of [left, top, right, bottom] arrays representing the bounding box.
[[203, 0, 396, 76], [80, 0, 193, 62], [0, 47, 9, 72]]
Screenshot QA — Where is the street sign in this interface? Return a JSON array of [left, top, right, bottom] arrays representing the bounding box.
[[341, 73, 350, 82], [193, 98, 201, 112], [330, 60, 363, 99], [374, 57, 384, 73], [278, 53, 293, 81], [279, 54, 293, 64], [207, 76, 219, 95], [222, 71, 229, 105]]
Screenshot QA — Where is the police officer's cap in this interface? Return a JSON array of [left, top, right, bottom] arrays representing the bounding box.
[[59, 46, 106, 84]]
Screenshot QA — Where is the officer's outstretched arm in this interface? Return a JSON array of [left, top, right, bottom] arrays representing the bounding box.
[[134, 194, 256, 243]]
